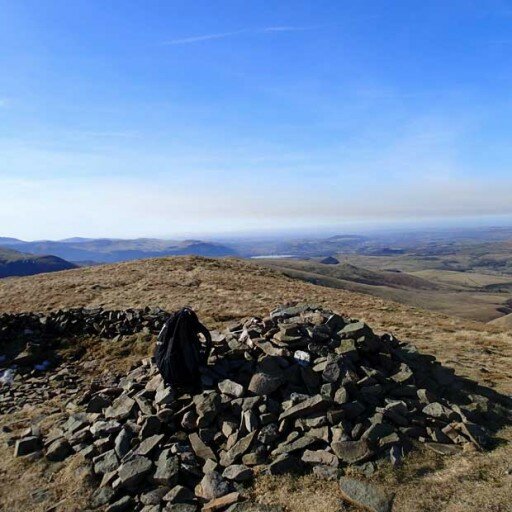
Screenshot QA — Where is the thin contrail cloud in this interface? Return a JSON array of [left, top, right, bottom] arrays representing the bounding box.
[[163, 26, 321, 45]]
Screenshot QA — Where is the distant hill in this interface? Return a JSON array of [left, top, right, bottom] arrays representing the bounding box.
[[0, 237, 22, 244], [320, 256, 340, 265], [259, 260, 439, 290], [488, 313, 512, 330], [252, 258, 512, 322], [0, 247, 77, 278], [0, 237, 238, 263]]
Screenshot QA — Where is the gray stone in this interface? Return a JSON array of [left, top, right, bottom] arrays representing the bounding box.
[[322, 360, 341, 383], [257, 423, 279, 445], [135, 434, 164, 456], [140, 415, 162, 438], [155, 387, 175, 406], [279, 395, 329, 421], [248, 373, 283, 396], [163, 485, 196, 504], [118, 456, 153, 488], [222, 464, 254, 482], [63, 414, 90, 435], [14, 303, 499, 497], [390, 363, 413, 384], [90, 420, 122, 437], [336, 339, 358, 359], [268, 453, 302, 475], [104, 395, 136, 421], [301, 449, 338, 467], [135, 395, 154, 416], [220, 431, 256, 467], [339, 321, 372, 339], [90, 486, 117, 508], [331, 440, 373, 464], [203, 459, 218, 473], [87, 393, 112, 413], [422, 402, 456, 422], [218, 379, 244, 398], [14, 436, 40, 457], [333, 387, 349, 404], [242, 450, 266, 466], [154, 449, 180, 486], [361, 423, 395, 443], [203, 492, 240, 512], [354, 461, 376, 478], [141, 487, 170, 505], [114, 428, 133, 459], [195, 392, 221, 426], [164, 504, 197, 512], [424, 442, 463, 455], [200, 471, 230, 500], [189, 432, 216, 461], [94, 449, 119, 475], [272, 435, 315, 455], [181, 410, 198, 430], [338, 477, 393, 512], [241, 409, 258, 433], [417, 388, 436, 404], [106, 495, 134, 512], [458, 422, 490, 449], [46, 438, 72, 462], [312, 464, 339, 480]]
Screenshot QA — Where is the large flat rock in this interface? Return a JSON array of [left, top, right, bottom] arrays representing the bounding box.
[[339, 477, 393, 512]]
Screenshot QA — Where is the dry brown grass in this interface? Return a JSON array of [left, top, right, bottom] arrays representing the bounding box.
[[1, 256, 510, 392], [0, 256, 511, 511], [251, 430, 512, 512], [0, 397, 94, 512]]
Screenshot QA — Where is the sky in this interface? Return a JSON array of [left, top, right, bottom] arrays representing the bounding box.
[[1, 0, 512, 240]]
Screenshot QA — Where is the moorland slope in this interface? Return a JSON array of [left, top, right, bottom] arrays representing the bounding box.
[[0, 256, 511, 512], [254, 258, 512, 323], [0, 256, 510, 392]]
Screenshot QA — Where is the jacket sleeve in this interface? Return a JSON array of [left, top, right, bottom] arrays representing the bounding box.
[[197, 322, 212, 362]]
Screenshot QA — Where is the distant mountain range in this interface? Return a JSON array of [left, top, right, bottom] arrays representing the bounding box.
[[0, 237, 238, 264], [0, 247, 77, 278]]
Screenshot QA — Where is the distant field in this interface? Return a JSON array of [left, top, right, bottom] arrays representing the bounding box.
[[255, 258, 512, 323], [410, 269, 512, 289]]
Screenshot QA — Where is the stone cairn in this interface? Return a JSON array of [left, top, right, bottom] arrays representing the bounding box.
[[6, 304, 509, 512], [0, 306, 169, 344], [0, 307, 169, 414]]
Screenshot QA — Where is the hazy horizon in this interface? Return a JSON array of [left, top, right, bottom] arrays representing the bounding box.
[[2, 1, 512, 239], [3, 215, 512, 244]]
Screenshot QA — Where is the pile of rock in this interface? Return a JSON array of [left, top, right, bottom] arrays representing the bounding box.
[[0, 306, 168, 346], [10, 304, 506, 512], [0, 361, 86, 414]]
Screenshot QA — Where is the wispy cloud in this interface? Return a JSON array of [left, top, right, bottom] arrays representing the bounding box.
[[260, 26, 319, 33], [163, 26, 320, 45], [78, 130, 140, 139], [0, 98, 10, 108], [163, 31, 244, 45]]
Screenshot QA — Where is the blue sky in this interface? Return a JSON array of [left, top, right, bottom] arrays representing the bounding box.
[[1, 0, 512, 239]]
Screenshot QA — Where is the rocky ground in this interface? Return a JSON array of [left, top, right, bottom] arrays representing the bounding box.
[[0, 257, 511, 396], [1, 303, 511, 512]]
